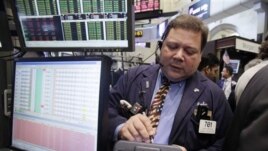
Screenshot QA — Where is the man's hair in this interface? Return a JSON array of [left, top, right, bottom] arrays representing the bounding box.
[[161, 14, 209, 51], [198, 53, 220, 71], [224, 65, 233, 75], [258, 40, 268, 60]]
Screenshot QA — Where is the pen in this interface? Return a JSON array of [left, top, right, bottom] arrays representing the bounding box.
[[122, 101, 154, 143], [142, 111, 154, 143], [149, 135, 154, 143]]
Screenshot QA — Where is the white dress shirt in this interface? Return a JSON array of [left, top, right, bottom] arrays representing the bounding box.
[[222, 77, 232, 99]]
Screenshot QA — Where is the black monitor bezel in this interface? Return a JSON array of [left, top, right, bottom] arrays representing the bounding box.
[[10, 55, 112, 151], [0, 11, 13, 51], [11, 0, 134, 52]]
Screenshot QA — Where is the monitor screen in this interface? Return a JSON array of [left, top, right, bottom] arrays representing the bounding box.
[[11, 56, 111, 151], [134, 0, 160, 13], [11, 0, 134, 51], [157, 20, 167, 39], [228, 59, 240, 74]]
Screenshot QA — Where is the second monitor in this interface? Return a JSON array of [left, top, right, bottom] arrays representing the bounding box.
[[10, 55, 111, 151]]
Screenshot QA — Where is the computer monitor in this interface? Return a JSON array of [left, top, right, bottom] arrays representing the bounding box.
[[157, 20, 168, 39], [0, 10, 13, 51], [134, 0, 160, 13], [228, 59, 240, 74], [11, 0, 134, 52], [10, 55, 111, 151]]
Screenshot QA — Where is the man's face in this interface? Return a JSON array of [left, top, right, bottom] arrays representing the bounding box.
[[221, 67, 229, 79], [159, 28, 202, 82], [205, 66, 219, 82]]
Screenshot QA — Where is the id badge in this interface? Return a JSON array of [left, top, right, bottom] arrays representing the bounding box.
[[198, 119, 216, 134]]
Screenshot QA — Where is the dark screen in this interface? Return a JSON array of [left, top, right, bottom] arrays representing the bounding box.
[[12, 0, 134, 52]]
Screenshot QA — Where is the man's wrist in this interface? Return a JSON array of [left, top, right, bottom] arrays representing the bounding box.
[[114, 123, 125, 141]]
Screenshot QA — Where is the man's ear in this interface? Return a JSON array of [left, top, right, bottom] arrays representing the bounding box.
[[204, 66, 210, 73]]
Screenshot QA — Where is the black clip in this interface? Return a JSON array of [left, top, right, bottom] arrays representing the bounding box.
[[194, 103, 211, 120], [120, 100, 144, 118]]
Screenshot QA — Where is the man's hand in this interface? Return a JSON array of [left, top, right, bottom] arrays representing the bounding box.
[[172, 144, 187, 151], [178, 146, 187, 151], [119, 113, 154, 143]]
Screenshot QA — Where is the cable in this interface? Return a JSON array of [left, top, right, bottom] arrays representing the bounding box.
[[0, 50, 22, 58], [3, 51, 26, 61], [142, 51, 156, 63]]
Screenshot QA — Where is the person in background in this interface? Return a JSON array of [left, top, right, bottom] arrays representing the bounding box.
[[109, 14, 233, 151], [243, 58, 262, 71], [217, 65, 236, 111], [198, 53, 220, 82], [223, 37, 268, 151], [235, 36, 268, 104], [217, 65, 236, 99]]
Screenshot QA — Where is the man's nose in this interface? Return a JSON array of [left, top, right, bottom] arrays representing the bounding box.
[[173, 48, 184, 61]]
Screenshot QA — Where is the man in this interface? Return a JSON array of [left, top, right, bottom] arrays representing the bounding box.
[[223, 38, 268, 151], [198, 53, 220, 82], [217, 65, 236, 111], [217, 65, 236, 99], [235, 38, 268, 103], [109, 14, 233, 151], [234, 58, 262, 104]]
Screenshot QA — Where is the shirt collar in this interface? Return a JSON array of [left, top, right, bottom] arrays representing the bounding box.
[[226, 77, 232, 82], [159, 69, 185, 85]]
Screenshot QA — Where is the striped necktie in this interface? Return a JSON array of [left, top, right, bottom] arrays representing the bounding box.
[[148, 76, 170, 133]]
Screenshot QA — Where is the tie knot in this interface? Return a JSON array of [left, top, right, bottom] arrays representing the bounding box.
[[161, 76, 170, 86]]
